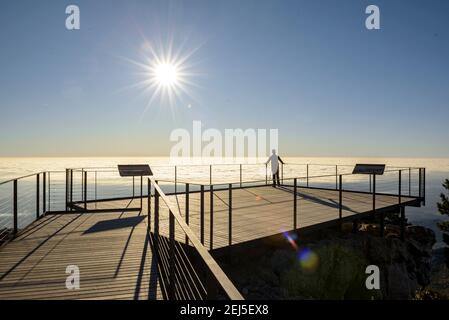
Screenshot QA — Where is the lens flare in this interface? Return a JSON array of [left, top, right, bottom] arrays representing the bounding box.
[[282, 231, 298, 251], [298, 247, 320, 273]]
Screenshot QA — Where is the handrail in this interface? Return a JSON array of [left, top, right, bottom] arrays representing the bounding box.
[[0, 170, 67, 186], [0, 172, 46, 186], [162, 167, 424, 187], [150, 176, 244, 300]]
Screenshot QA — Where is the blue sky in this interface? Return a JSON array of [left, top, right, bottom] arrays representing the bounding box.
[[0, 0, 448, 157]]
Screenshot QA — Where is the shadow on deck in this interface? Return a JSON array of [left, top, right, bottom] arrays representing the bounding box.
[[0, 210, 161, 300]]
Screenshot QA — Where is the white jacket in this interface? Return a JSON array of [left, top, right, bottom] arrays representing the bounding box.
[[267, 154, 280, 174]]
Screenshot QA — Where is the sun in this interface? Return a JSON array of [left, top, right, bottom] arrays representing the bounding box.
[[122, 38, 203, 117], [154, 63, 179, 87]]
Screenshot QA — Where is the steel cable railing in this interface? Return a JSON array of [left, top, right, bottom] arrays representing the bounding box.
[[148, 177, 243, 300]]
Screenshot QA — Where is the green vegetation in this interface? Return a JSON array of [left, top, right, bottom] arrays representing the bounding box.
[[415, 287, 448, 300], [281, 244, 382, 300]]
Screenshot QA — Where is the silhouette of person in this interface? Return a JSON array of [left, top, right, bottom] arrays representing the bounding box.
[[266, 149, 284, 187]]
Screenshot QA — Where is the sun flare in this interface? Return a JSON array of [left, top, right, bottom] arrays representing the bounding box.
[[123, 38, 202, 117], [154, 63, 179, 87]]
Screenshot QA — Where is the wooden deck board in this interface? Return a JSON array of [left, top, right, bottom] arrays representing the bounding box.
[[0, 212, 161, 300]]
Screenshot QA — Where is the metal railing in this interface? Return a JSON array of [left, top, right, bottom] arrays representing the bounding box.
[[145, 166, 426, 250], [148, 177, 243, 300], [1, 164, 426, 244], [0, 170, 69, 245]]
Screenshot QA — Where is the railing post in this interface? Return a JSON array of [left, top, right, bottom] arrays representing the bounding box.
[[281, 163, 284, 185], [42, 172, 46, 214], [228, 184, 232, 247], [418, 168, 422, 198], [210, 165, 212, 185], [185, 183, 189, 245], [70, 169, 73, 211], [339, 175, 342, 220], [423, 168, 426, 206], [154, 181, 159, 234], [36, 174, 40, 220], [369, 174, 372, 193], [174, 166, 177, 194], [239, 164, 242, 188], [293, 178, 297, 229], [147, 178, 151, 232], [210, 185, 214, 251], [140, 176, 143, 210], [200, 185, 205, 245], [13, 179, 18, 235], [335, 165, 338, 190], [132, 176, 135, 198], [372, 174, 376, 218], [306, 164, 309, 187], [65, 169, 69, 211], [95, 171, 97, 202], [154, 181, 160, 261], [48, 172, 51, 212], [408, 168, 411, 196], [396, 170, 405, 240], [83, 171, 87, 211], [169, 210, 176, 299]]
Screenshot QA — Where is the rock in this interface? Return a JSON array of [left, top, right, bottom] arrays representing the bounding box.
[[386, 263, 418, 299], [385, 224, 401, 239], [341, 222, 354, 233], [270, 249, 294, 276], [358, 223, 381, 236], [218, 222, 437, 300]]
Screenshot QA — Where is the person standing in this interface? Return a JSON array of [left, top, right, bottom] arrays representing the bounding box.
[[266, 149, 284, 187]]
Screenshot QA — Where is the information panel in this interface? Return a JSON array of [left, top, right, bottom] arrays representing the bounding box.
[[117, 164, 153, 177], [352, 164, 385, 175]]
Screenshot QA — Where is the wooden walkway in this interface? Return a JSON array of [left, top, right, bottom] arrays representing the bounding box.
[[0, 211, 161, 300], [161, 186, 418, 250], [0, 185, 419, 299]]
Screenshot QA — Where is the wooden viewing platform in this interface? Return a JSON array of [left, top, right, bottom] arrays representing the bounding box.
[[0, 211, 160, 300], [0, 185, 421, 299]]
